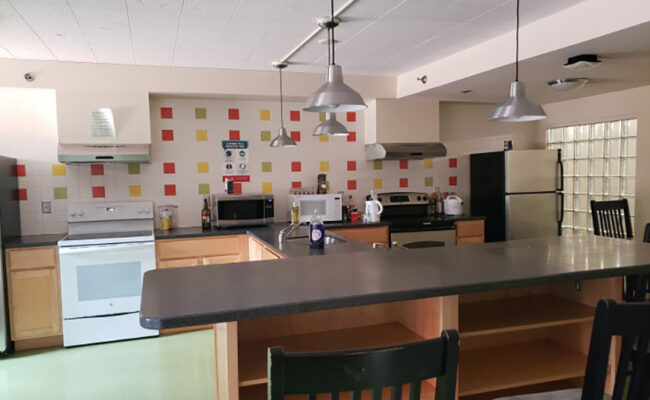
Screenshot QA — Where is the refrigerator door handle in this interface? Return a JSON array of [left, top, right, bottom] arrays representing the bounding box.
[[557, 192, 564, 235], [557, 159, 564, 191]]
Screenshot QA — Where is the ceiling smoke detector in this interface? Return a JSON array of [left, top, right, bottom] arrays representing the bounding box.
[[547, 78, 589, 91], [563, 54, 602, 70]]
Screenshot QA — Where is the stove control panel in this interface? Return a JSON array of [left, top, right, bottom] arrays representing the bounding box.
[[67, 201, 154, 222], [376, 192, 429, 206]]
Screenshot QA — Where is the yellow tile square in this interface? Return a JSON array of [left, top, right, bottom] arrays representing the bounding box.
[[52, 164, 66, 176], [197, 162, 209, 173], [262, 182, 273, 193], [319, 112, 326, 122], [260, 109, 271, 121], [319, 136, 329, 142], [196, 129, 208, 141], [373, 179, 383, 189], [129, 185, 141, 197], [320, 161, 330, 172], [424, 158, 434, 169]]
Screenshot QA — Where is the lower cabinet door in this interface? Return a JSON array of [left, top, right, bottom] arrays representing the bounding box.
[[202, 255, 241, 265], [9, 268, 62, 340], [158, 257, 201, 268]]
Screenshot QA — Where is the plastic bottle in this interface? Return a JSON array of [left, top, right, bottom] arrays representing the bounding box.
[[290, 201, 300, 225], [309, 209, 325, 249]]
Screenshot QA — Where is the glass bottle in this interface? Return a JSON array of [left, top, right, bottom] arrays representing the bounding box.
[[201, 198, 212, 231]]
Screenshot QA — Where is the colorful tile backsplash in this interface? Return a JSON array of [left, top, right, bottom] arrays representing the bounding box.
[[13, 97, 467, 234]]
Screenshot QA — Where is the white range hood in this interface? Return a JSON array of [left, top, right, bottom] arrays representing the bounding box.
[[58, 144, 151, 163]]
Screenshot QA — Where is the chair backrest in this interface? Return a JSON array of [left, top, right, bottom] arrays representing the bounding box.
[[590, 199, 633, 239], [582, 300, 650, 400], [267, 330, 459, 400], [644, 223, 650, 243]]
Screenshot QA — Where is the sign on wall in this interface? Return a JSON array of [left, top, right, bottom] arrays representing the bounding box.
[[222, 140, 250, 182]]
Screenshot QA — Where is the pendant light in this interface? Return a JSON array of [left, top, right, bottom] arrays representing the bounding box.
[[313, 24, 349, 136], [270, 62, 297, 148], [489, 0, 546, 122], [303, 0, 367, 113]]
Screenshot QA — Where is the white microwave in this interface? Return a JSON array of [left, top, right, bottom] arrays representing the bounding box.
[[288, 194, 342, 223]]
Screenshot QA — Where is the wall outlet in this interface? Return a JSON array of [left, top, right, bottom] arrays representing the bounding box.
[[41, 201, 52, 214]]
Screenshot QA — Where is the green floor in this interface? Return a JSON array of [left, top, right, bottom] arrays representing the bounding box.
[[0, 330, 216, 400]]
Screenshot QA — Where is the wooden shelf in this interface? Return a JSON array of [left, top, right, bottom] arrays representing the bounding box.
[[459, 294, 595, 338], [238, 322, 425, 387], [458, 340, 587, 396], [240, 381, 437, 400]]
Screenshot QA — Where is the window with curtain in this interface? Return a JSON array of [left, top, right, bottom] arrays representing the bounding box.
[[546, 119, 637, 234]]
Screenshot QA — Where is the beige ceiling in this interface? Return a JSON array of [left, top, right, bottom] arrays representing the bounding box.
[[0, 0, 587, 75]]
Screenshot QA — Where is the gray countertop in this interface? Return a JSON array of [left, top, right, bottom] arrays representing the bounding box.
[[140, 235, 650, 329], [4, 233, 66, 248]]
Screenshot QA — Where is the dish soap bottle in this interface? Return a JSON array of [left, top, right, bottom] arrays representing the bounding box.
[[309, 209, 325, 249], [201, 198, 212, 231]]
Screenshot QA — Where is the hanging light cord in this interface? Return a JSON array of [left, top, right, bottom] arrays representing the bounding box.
[[330, 0, 335, 65], [279, 67, 285, 128], [515, 0, 519, 82]]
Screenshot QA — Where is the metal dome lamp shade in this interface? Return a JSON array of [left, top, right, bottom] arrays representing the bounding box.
[[303, 0, 367, 113], [490, 0, 546, 122], [313, 113, 349, 136], [270, 62, 297, 148]]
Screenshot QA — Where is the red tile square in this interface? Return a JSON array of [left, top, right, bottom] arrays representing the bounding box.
[[347, 180, 357, 190], [233, 182, 242, 195], [163, 162, 175, 174], [400, 178, 409, 188], [16, 188, 27, 201], [400, 160, 409, 169], [347, 112, 356, 122], [14, 164, 26, 177], [160, 107, 173, 119], [229, 130, 240, 140], [449, 158, 457, 168], [291, 162, 301, 172], [228, 108, 239, 120], [290, 110, 300, 121], [347, 131, 356, 142], [91, 164, 104, 176], [347, 161, 356, 171], [162, 129, 174, 141], [164, 184, 176, 196], [291, 181, 302, 189], [290, 131, 301, 142], [92, 186, 105, 198], [449, 176, 458, 186]]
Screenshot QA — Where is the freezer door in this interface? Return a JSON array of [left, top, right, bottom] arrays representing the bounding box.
[[506, 193, 559, 240], [505, 150, 560, 193]]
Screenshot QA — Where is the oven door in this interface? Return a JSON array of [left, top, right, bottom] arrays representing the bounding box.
[[58, 241, 155, 319]]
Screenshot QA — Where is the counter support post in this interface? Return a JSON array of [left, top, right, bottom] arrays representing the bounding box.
[[215, 322, 239, 400]]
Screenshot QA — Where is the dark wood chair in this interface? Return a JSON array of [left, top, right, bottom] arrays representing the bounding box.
[[267, 330, 459, 400], [644, 223, 650, 243], [495, 299, 650, 400]]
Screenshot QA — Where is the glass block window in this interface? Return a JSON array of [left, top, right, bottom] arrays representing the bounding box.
[[546, 119, 637, 234]]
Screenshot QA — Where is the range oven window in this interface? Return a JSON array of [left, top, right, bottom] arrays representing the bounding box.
[[77, 262, 142, 301], [219, 200, 264, 220]]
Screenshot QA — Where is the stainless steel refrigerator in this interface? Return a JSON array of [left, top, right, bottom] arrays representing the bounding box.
[[0, 155, 21, 355], [470, 149, 563, 242]]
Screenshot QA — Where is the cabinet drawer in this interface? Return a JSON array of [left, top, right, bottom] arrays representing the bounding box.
[[7, 247, 58, 271], [157, 236, 242, 260], [457, 236, 484, 246], [456, 220, 484, 238], [158, 257, 201, 269], [202, 255, 241, 265], [329, 226, 389, 245]]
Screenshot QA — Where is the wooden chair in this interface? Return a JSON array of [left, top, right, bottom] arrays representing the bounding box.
[[644, 223, 650, 243], [267, 330, 459, 400], [495, 299, 650, 400]]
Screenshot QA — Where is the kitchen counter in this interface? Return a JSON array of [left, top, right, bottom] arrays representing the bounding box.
[[140, 234, 650, 329], [4, 233, 66, 248]]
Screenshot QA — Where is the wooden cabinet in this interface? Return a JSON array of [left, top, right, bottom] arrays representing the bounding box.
[[328, 225, 390, 246], [248, 237, 282, 261], [456, 220, 484, 245], [6, 246, 62, 345], [156, 236, 246, 269]]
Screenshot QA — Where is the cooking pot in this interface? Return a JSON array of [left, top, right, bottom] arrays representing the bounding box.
[[443, 195, 463, 216]]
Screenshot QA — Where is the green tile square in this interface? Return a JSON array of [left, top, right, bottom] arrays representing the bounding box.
[[261, 161, 272, 172], [373, 160, 383, 170], [128, 163, 140, 175], [424, 177, 434, 187], [195, 108, 207, 119], [260, 130, 271, 142], [53, 187, 67, 200], [198, 183, 210, 195]]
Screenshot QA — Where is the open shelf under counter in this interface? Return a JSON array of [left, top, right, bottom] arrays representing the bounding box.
[[459, 294, 595, 338], [458, 339, 587, 397], [238, 322, 426, 388], [240, 381, 437, 400]]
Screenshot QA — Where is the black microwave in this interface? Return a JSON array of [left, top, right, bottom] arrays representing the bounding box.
[[214, 194, 274, 227]]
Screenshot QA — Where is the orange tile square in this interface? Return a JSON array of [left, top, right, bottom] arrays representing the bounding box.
[[347, 180, 357, 190], [449, 176, 457, 186], [164, 184, 176, 196], [163, 162, 175, 174], [162, 130, 174, 141], [400, 178, 408, 188], [229, 130, 240, 140], [91, 164, 104, 176], [400, 160, 408, 169], [92, 186, 105, 198], [347, 131, 356, 142], [228, 108, 239, 120], [160, 107, 173, 119], [291, 181, 301, 189], [291, 162, 301, 172], [347, 161, 356, 171], [290, 110, 300, 121], [290, 131, 301, 142], [347, 112, 356, 122], [449, 158, 457, 168]]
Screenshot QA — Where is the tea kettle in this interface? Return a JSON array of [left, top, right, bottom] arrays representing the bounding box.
[[364, 191, 384, 223], [443, 195, 463, 216]]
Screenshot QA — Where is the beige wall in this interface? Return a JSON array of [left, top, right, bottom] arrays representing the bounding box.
[[542, 85, 650, 239], [439, 102, 543, 156]]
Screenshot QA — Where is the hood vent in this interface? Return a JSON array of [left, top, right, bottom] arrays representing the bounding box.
[[365, 143, 447, 161], [58, 144, 150, 163]]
